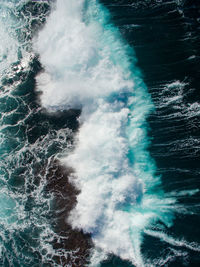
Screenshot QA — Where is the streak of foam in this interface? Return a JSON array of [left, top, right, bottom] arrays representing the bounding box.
[[150, 248, 188, 267], [151, 80, 200, 120], [145, 230, 200, 252], [166, 189, 199, 197]]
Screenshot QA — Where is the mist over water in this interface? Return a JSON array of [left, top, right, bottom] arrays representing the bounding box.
[[0, 0, 200, 266]]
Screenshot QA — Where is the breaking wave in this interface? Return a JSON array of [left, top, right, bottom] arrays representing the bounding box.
[[1, 0, 199, 266], [34, 0, 182, 266]]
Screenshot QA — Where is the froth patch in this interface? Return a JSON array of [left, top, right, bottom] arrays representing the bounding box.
[[64, 101, 143, 232], [34, 0, 133, 109]]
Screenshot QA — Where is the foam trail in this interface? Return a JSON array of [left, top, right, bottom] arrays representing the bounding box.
[[34, 0, 176, 265], [145, 230, 200, 252]]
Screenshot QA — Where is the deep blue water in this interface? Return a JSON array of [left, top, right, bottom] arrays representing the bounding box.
[[0, 0, 200, 266]]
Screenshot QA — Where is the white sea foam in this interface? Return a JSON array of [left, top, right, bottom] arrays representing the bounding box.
[[0, 21, 19, 75], [145, 230, 200, 252], [34, 0, 133, 109], [0, 2, 20, 76], [152, 80, 200, 122], [34, 0, 180, 266], [0, 1, 67, 265], [0, 1, 33, 77]]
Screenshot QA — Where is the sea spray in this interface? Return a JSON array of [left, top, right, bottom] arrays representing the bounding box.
[[34, 0, 179, 266]]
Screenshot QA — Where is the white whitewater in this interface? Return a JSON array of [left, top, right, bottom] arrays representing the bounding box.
[[34, 0, 199, 266]]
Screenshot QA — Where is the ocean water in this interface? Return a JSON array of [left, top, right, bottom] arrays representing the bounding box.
[[0, 0, 200, 266]]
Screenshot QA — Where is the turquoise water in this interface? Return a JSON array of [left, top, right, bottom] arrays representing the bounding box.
[[0, 0, 200, 266]]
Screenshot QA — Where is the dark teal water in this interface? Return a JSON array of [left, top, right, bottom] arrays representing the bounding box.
[[100, 1, 200, 266], [0, 0, 200, 266]]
